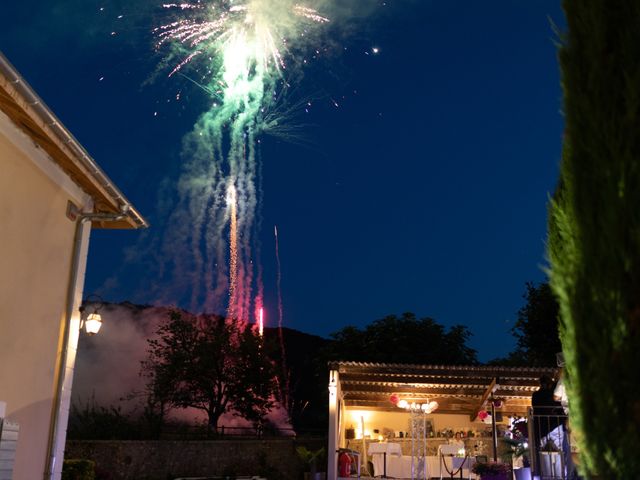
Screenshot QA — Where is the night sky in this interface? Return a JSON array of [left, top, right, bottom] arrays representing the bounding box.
[[1, 1, 565, 361]]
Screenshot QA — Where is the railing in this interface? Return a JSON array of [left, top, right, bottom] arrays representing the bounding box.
[[157, 424, 326, 440], [527, 406, 575, 480]]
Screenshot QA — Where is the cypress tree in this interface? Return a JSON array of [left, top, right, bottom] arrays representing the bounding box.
[[548, 1, 640, 477]]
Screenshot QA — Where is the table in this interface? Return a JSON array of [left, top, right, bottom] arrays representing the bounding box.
[[438, 445, 475, 480], [366, 442, 478, 479], [368, 442, 403, 477]]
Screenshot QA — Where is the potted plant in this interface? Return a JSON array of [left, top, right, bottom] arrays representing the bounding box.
[[471, 461, 511, 480], [539, 439, 562, 479], [296, 446, 326, 480], [502, 437, 531, 480], [62, 459, 96, 480], [502, 419, 531, 480]]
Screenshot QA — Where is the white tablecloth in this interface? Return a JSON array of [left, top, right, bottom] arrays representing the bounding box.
[[368, 442, 403, 476], [369, 454, 477, 478], [367, 442, 478, 479], [368, 442, 403, 456], [440, 443, 464, 456]]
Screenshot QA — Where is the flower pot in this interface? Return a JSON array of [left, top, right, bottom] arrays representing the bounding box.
[[304, 472, 326, 480], [480, 474, 509, 480], [514, 467, 532, 480], [539, 452, 562, 479]]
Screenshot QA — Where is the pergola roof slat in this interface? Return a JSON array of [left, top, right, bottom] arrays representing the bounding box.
[[332, 361, 556, 414]]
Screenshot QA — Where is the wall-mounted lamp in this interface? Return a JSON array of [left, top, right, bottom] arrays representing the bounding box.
[[79, 294, 104, 335]]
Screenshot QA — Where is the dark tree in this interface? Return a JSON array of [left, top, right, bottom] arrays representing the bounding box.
[[138, 343, 176, 437], [325, 312, 478, 365], [142, 310, 276, 433], [265, 327, 329, 433], [548, 1, 640, 476], [510, 282, 561, 367], [229, 326, 277, 430]]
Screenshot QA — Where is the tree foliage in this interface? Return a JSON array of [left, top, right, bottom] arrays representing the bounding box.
[[229, 326, 277, 428], [142, 310, 276, 432], [67, 397, 140, 440], [509, 282, 561, 367], [62, 459, 95, 480], [263, 327, 329, 433], [325, 312, 478, 364], [548, 1, 640, 476]]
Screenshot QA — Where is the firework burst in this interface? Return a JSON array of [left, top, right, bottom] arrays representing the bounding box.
[[156, 0, 329, 326], [155, 1, 328, 79]]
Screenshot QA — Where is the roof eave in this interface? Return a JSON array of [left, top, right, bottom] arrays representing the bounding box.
[[0, 51, 148, 230]]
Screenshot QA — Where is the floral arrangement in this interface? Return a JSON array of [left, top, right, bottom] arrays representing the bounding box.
[[471, 461, 511, 474], [478, 410, 490, 421], [510, 417, 528, 438], [477, 410, 493, 424], [502, 417, 530, 467]]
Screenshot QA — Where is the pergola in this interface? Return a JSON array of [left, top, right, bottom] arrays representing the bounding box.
[[327, 361, 557, 480]]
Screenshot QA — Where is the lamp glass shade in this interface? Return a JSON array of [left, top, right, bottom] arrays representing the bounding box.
[[85, 313, 102, 335]]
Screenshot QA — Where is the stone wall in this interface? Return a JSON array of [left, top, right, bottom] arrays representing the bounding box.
[[65, 438, 326, 480]]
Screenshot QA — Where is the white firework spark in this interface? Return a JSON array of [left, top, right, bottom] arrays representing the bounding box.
[[155, 1, 329, 78]]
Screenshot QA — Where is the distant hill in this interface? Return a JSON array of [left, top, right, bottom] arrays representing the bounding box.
[[261, 325, 330, 432]]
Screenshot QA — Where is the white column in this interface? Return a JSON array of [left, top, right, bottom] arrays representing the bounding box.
[[327, 369, 339, 480]]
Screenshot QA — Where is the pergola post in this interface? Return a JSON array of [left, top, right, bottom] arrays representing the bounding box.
[[328, 369, 339, 480], [491, 401, 498, 462]]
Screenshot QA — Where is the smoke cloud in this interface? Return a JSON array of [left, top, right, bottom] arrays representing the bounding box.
[[73, 302, 292, 430]]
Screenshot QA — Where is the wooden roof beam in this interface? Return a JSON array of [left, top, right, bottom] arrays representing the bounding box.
[[342, 387, 485, 397], [342, 400, 531, 416], [339, 373, 540, 388], [470, 377, 498, 421], [331, 362, 557, 378]]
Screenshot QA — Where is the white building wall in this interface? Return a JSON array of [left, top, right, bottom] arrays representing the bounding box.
[[0, 110, 92, 480]]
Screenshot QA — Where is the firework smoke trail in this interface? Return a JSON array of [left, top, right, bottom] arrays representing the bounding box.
[[274, 225, 290, 410], [156, 0, 329, 321], [253, 148, 265, 334], [226, 182, 238, 319]]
